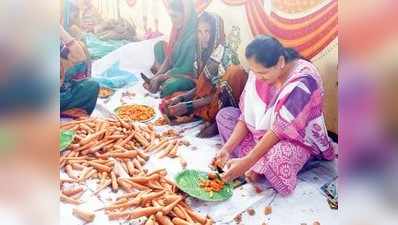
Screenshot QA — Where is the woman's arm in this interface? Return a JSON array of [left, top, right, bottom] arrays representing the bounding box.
[[245, 130, 279, 163], [60, 25, 87, 63], [223, 120, 249, 153], [155, 56, 171, 76], [222, 130, 279, 182]]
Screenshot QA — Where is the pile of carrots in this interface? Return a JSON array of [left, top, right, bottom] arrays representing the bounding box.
[[116, 104, 155, 122], [60, 117, 207, 224], [199, 173, 225, 197]]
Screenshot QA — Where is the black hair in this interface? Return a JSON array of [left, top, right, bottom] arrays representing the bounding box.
[[245, 35, 301, 68]]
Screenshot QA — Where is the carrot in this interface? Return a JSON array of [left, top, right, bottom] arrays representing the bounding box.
[[179, 205, 194, 223], [60, 178, 78, 183], [75, 140, 98, 152], [120, 160, 129, 174], [61, 193, 82, 205], [87, 161, 112, 173], [117, 179, 133, 193], [172, 206, 186, 220], [137, 150, 150, 160], [141, 190, 166, 203], [71, 163, 85, 171], [129, 176, 148, 183], [132, 158, 143, 171], [107, 150, 138, 158], [172, 218, 191, 225], [110, 197, 128, 207], [72, 208, 95, 223], [118, 132, 135, 147], [108, 206, 163, 220], [155, 212, 174, 225], [162, 177, 177, 189], [134, 132, 150, 147], [147, 180, 164, 190], [93, 179, 111, 195], [62, 187, 83, 196], [126, 159, 137, 176], [80, 130, 105, 145], [79, 123, 95, 133], [116, 191, 140, 200], [127, 180, 150, 191], [99, 172, 107, 185], [117, 117, 131, 130], [106, 134, 125, 140], [148, 139, 168, 152], [137, 155, 146, 165], [69, 143, 80, 150], [157, 141, 175, 159], [147, 168, 167, 177], [78, 167, 92, 182], [167, 141, 179, 158], [144, 142, 157, 152], [110, 171, 118, 192], [65, 164, 76, 179], [85, 169, 97, 180], [104, 196, 142, 210], [153, 141, 171, 153], [95, 120, 103, 132], [61, 119, 88, 128], [185, 209, 207, 224], [162, 195, 183, 214], [89, 140, 115, 153]]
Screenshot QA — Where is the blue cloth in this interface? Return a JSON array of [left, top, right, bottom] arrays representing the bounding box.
[[84, 33, 129, 59], [92, 61, 138, 89]]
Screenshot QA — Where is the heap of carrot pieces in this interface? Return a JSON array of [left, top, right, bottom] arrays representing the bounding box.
[[60, 117, 210, 224]]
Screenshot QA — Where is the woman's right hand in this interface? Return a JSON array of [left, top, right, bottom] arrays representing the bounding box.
[[144, 74, 169, 93], [211, 146, 231, 169]]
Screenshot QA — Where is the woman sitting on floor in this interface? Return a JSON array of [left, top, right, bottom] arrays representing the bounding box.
[[144, 0, 197, 98], [159, 12, 248, 138], [213, 36, 335, 195], [60, 25, 99, 118]]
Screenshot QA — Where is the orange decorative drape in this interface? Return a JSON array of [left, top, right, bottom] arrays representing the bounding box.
[[222, 0, 337, 59]]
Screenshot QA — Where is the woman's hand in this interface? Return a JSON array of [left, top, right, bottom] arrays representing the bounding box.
[[144, 74, 169, 93], [167, 102, 188, 117], [165, 95, 184, 107], [221, 156, 254, 182], [210, 146, 231, 169]]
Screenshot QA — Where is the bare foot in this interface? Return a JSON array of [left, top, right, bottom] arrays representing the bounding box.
[[244, 170, 261, 183], [197, 122, 219, 138]]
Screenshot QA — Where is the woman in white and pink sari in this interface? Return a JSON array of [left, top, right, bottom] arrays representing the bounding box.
[[213, 36, 335, 196]]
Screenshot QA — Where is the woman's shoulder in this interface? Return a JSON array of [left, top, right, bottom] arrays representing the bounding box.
[[290, 59, 323, 87], [294, 59, 320, 75]]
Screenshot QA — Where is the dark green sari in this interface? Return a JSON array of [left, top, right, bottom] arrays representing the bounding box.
[[154, 0, 197, 98], [60, 62, 99, 115]]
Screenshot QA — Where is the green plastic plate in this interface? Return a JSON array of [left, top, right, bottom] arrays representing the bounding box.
[[175, 169, 233, 202], [60, 130, 75, 152]]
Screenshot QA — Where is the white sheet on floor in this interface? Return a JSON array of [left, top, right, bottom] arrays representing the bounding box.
[[61, 38, 337, 225]]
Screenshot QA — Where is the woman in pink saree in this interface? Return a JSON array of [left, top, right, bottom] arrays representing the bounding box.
[[213, 36, 335, 196]]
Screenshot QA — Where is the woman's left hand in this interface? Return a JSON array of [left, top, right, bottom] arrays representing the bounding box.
[[221, 156, 254, 182], [167, 102, 188, 117]]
